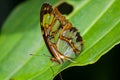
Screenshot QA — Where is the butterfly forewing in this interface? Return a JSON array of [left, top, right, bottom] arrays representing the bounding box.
[[40, 3, 83, 64]]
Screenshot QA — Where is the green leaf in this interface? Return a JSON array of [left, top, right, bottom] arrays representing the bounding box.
[[0, 0, 120, 80]]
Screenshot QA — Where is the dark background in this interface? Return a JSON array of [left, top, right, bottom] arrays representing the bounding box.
[[0, 0, 119, 80]]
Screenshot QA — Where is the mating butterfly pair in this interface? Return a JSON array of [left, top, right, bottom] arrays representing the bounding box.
[[40, 3, 83, 64]]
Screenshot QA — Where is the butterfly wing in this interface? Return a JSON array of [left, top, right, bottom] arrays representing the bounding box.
[[40, 3, 83, 63]]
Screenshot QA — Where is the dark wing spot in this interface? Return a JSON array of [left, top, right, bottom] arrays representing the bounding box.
[[76, 32, 82, 42], [70, 27, 77, 32]]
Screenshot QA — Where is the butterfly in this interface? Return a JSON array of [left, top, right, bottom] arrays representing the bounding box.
[[40, 3, 83, 64]]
